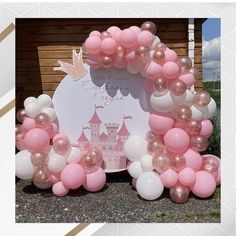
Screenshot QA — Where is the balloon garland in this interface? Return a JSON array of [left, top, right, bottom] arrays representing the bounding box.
[[15, 21, 220, 202]]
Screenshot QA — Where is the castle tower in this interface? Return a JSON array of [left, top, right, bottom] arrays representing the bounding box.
[[105, 123, 120, 144], [89, 107, 102, 143], [118, 116, 131, 143], [77, 129, 89, 152]]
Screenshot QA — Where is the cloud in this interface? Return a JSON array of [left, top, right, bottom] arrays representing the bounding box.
[[202, 37, 220, 81]]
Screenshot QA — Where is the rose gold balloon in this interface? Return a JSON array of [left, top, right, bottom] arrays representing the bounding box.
[[190, 135, 208, 152], [135, 46, 150, 61], [189, 67, 198, 80], [31, 152, 47, 167], [170, 183, 189, 204], [145, 130, 160, 143], [33, 167, 49, 184], [193, 91, 211, 107], [16, 108, 28, 123], [53, 136, 71, 155], [185, 119, 202, 135], [101, 31, 111, 40], [169, 80, 187, 96], [202, 156, 219, 174], [152, 153, 170, 173], [102, 56, 113, 68], [35, 113, 51, 128], [177, 56, 192, 71], [170, 154, 186, 172], [153, 49, 165, 63], [15, 124, 25, 141], [141, 21, 157, 34], [153, 77, 168, 93], [173, 105, 192, 121], [148, 140, 164, 157], [154, 42, 166, 51], [114, 46, 126, 62]]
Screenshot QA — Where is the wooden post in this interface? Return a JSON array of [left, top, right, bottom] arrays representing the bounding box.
[[188, 18, 195, 91]]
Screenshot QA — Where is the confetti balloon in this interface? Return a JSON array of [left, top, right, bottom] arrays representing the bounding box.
[[201, 156, 219, 175], [190, 135, 208, 152], [154, 42, 166, 51], [153, 77, 168, 93], [35, 113, 51, 128], [170, 154, 186, 172], [193, 91, 211, 108], [53, 135, 71, 155], [185, 119, 202, 135], [33, 167, 49, 184], [152, 153, 170, 173], [140, 21, 157, 34], [177, 56, 192, 71], [170, 183, 190, 203], [173, 105, 192, 122], [147, 139, 164, 157], [135, 46, 150, 61], [145, 130, 160, 143], [169, 79, 187, 96], [30, 152, 47, 168]]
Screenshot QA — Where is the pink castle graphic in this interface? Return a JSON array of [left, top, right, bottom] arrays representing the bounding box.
[[75, 105, 131, 170]]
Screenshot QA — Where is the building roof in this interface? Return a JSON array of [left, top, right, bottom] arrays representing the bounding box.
[[99, 132, 108, 142], [118, 121, 130, 136], [77, 130, 88, 143], [89, 110, 102, 124]]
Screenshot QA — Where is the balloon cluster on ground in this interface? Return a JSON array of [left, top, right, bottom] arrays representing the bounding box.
[[16, 95, 106, 196]]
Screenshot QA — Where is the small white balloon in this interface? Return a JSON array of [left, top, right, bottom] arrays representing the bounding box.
[[66, 147, 81, 163], [48, 153, 66, 173], [140, 154, 154, 171], [127, 61, 143, 74], [151, 36, 161, 49], [15, 150, 35, 180], [33, 181, 52, 189], [25, 101, 41, 118], [124, 136, 147, 161], [171, 92, 186, 106], [136, 171, 164, 200], [184, 89, 194, 106], [24, 96, 37, 107], [150, 91, 174, 112], [200, 97, 217, 120], [127, 161, 144, 178], [38, 94, 53, 108], [190, 105, 203, 121], [42, 107, 57, 122]]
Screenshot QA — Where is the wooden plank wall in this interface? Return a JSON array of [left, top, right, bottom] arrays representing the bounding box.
[[16, 18, 203, 108]]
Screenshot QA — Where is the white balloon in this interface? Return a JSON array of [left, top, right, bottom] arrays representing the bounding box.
[[38, 94, 53, 108], [124, 136, 147, 161], [151, 36, 161, 49], [140, 154, 154, 171], [25, 101, 41, 118], [33, 181, 52, 189], [42, 107, 57, 122], [66, 147, 81, 163], [150, 91, 174, 112], [127, 161, 143, 178], [15, 150, 35, 180], [184, 90, 194, 106], [48, 154, 66, 172], [190, 105, 203, 121], [24, 96, 37, 107], [171, 92, 186, 106], [199, 97, 217, 120], [136, 171, 164, 200], [127, 61, 143, 74]]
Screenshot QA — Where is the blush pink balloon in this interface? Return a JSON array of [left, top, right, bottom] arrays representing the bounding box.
[[216, 166, 221, 185], [178, 167, 196, 186], [160, 168, 178, 188], [52, 181, 69, 197], [178, 73, 195, 88], [144, 79, 155, 93], [83, 167, 106, 192], [43, 123, 57, 139], [164, 48, 178, 62], [162, 62, 180, 79], [137, 31, 154, 47], [119, 29, 137, 48], [125, 51, 136, 63], [148, 114, 174, 134], [112, 30, 121, 42], [203, 155, 220, 185], [164, 128, 190, 153], [129, 26, 141, 35], [24, 128, 50, 152], [200, 120, 213, 138], [22, 118, 36, 130], [143, 61, 162, 79], [61, 163, 86, 190], [101, 38, 117, 55], [49, 172, 61, 184], [191, 171, 216, 198], [174, 120, 186, 129], [107, 26, 121, 35], [89, 31, 101, 38], [16, 139, 27, 151], [183, 148, 202, 171], [84, 36, 102, 54]]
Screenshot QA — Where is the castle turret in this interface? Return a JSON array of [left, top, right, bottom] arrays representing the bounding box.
[[89, 109, 102, 143], [77, 129, 89, 152], [105, 123, 119, 144], [118, 119, 130, 143]]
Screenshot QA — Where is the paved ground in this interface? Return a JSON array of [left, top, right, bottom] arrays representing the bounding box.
[[16, 172, 220, 223]]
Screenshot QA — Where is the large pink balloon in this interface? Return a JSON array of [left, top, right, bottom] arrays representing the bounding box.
[[191, 171, 216, 198], [178, 167, 196, 186], [119, 29, 137, 48], [52, 181, 69, 197], [22, 118, 36, 130], [160, 168, 178, 188], [84, 36, 102, 54], [148, 114, 174, 134], [178, 73, 195, 88], [101, 38, 117, 55], [143, 61, 162, 79], [137, 31, 154, 47], [162, 62, 180, 79], [200, 120, 213, 138], [164, 128, 190, 153], [164, 48, 177, 62], [24, 128, 50, 152], [183, 148, 202, 171], [83, 167, 106, 192]]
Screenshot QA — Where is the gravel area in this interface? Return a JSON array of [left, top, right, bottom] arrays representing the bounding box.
[[16, 172, 220, 223]]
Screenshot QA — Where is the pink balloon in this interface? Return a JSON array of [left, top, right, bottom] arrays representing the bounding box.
[[164, 48, 177, 62], [216, 166, 221, 185], [24, 128, 50, 152], [84, 36, 102, 54], [178, 167, 196, 186], [132, 178, 137, 188], [125, 51, 136, 63], [143, 61, 162, 79], [22, 118, 36, 130], [83, 167, 106, 192], [89, 31, 101, 38], [52, 181, 69, 197], [16, 139, 27, 151], [148, 114, 174, 134], [183, 148, 202, 171], [178, 73, 195, 88], [113, 60, 126, 68], [107, 26, 121, 35], [112, 30, 121, 42], [137, 31, 154, 47], [43, 124, 54, 139], [174, 120, 186, 129], [191, 171, 216, 198], [119, 29, 137, 48], [200, 120, 213, 138], [101, 38, 117, 55], [49, 172, 61, 184], [60, 163, 86, 190], [160, 168, 178, 188], [129, 26, 141, 35], [164, 128, 190, 153], [144, 79, 154, 93], [202, 154, 220, 181], [162, 62, 180, 79]]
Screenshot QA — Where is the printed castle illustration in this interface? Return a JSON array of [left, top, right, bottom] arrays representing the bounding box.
[[75, 105, 132, 170]]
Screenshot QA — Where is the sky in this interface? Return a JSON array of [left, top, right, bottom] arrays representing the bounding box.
[[202, 18, 221, 81]]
